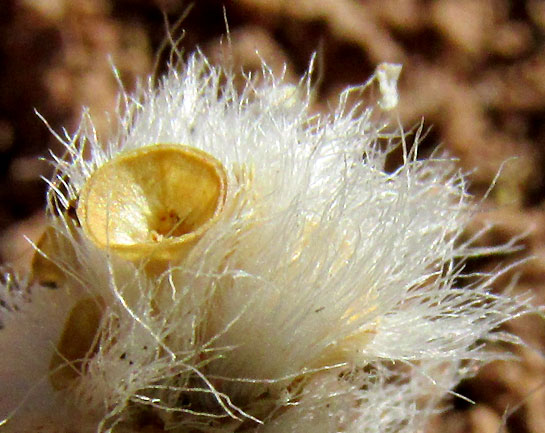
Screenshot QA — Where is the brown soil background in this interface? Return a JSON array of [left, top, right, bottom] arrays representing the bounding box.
[[2, 1, 545, 432]]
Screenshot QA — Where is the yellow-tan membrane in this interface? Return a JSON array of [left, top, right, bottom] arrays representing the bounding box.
[[77, 144, 227, 262], [49, 297, 104, 390]]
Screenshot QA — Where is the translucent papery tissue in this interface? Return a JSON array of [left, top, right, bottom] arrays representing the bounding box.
[[0, 53, 534, 433]]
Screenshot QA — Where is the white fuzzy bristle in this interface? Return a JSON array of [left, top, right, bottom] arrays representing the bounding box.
[[0, 52, 537, 433]]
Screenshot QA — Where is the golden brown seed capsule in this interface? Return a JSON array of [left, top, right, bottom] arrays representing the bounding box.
[[49, 297, 104, 390], [31, 225, 75, 288], [76, 145, 227, 262]]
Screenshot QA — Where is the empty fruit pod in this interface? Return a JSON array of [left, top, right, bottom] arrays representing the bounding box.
[[76, 144, 227, 262]]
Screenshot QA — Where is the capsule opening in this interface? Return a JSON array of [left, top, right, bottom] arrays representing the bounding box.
[[77, 145, 227, 261]]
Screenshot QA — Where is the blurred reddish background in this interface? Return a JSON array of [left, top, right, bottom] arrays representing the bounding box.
[[2, 1, 545, 432]]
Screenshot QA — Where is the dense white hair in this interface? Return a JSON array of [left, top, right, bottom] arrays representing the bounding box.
[[0, 53, 534, 433]]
